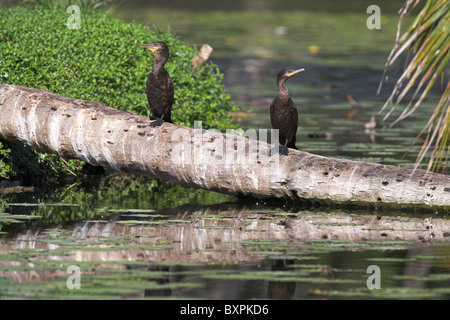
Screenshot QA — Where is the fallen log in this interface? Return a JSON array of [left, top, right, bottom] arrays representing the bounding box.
[[0, 83, 449, 209]]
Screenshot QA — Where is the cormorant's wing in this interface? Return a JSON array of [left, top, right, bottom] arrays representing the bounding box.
[[269, 102, 275, 128], [290, 101, 298, 131], [167, 77, 174, 106], [287, 100, 299, 148]]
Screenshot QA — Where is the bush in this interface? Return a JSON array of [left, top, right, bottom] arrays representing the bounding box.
[[0, 4, 237, 180]]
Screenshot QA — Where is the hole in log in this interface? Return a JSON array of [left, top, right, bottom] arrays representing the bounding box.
[[91, 117, 97, 120], [323, 172, 329, 176], [396, 179, 403, 182], [382, 181, 389, 186], [138, 132, 145, 136], [290, 189, 299, 199], [51, 107, 57, 111], [377, 197, 382, 202], [444, 188, 450, 192]]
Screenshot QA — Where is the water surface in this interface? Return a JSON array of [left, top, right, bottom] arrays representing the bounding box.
[[1, 175, 449, 299]]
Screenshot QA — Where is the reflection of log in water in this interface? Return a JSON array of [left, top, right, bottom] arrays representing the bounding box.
[[0, 202, 448, 285]]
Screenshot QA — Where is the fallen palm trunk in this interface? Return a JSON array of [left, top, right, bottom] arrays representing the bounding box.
[[0, 83, 449, 209]]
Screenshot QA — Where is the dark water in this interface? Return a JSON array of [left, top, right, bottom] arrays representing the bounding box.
[[1, 0, 449, 300]]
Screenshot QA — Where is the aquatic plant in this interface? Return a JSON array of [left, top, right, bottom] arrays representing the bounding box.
[[379, 0, 449, 173]]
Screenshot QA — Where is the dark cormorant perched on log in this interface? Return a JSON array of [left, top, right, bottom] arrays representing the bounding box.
[[270, 68, 304, 153], [141, 41, 174, 126]]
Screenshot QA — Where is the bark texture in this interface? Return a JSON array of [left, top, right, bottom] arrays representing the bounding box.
[[0, 83, 449, 208], [192, 44, 213, 69]]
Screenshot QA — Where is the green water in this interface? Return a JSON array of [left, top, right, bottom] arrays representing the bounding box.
[[1, 0, 449, 300]]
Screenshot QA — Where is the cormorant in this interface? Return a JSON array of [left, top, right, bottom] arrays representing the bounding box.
[[141, 41, 174, 126], [270, 68, 304, 153]]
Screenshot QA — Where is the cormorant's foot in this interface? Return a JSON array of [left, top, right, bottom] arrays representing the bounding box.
[[279, 145, 289, 156], [269, 145, 289, 157], [150, 119, 163, 127]]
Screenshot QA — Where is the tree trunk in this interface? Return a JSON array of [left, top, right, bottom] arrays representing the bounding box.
[[0, 83, 449, 209]]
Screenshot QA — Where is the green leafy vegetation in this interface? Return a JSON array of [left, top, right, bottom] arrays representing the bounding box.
[[0, 3, 237, 181], [0, 142, 12, 179]]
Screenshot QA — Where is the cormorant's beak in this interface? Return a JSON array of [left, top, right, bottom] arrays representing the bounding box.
[[140, 43, 158, 52], [288, 68, 305, 77]]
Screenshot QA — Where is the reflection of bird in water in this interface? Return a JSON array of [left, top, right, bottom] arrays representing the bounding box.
[[346, 93, 363, 120], [126, 263, 172, 297], [141, 41, 174, 127], [270, 68, 305, 154], [268, 260, 296, 299]]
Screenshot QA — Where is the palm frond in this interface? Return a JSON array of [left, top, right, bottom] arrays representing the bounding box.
[[378, 0, 449, 173]]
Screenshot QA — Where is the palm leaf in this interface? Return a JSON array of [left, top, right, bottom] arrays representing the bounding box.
[[378, 0, 449, 173]]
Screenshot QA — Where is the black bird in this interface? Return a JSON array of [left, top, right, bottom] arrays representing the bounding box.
[[141, 41, 174, 126], [270, 68, 304, 153]]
